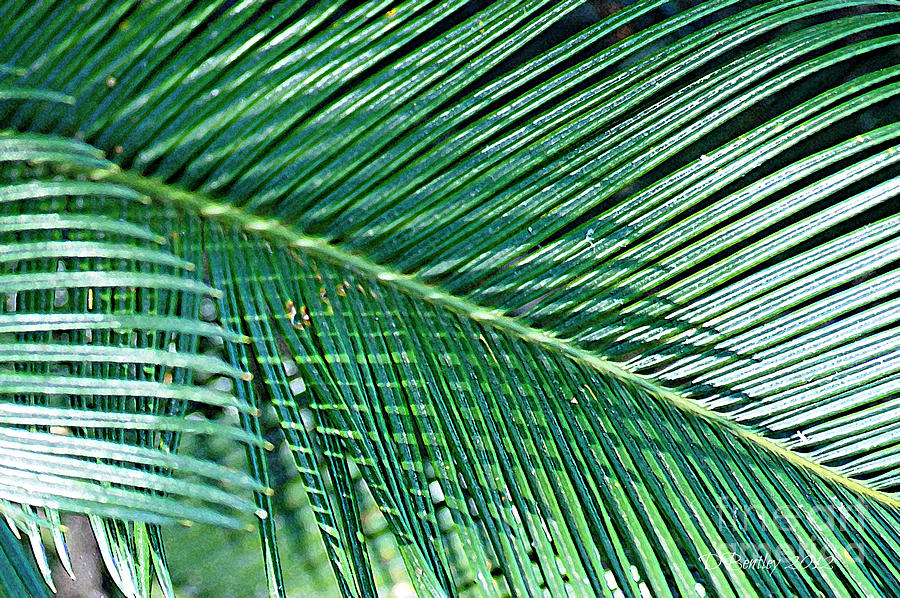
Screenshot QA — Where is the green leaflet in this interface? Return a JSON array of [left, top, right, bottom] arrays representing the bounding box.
[[0, 520, 52, 598], [0, 0, 899, 597]]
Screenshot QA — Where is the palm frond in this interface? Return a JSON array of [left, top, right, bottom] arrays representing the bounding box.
[[1, 0, 899, 596]]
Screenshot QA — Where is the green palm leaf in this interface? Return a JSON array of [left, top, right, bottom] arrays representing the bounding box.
[[1, 1, 899, 596], [0, 520, 52, 598]]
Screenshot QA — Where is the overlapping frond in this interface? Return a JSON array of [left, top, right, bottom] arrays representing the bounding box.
[[0, 141, 270, 595]]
